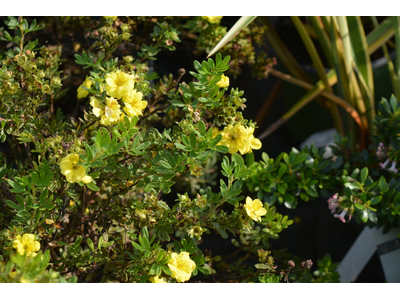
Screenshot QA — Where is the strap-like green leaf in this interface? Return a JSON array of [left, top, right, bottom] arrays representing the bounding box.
[[207, 16, 257, 58]]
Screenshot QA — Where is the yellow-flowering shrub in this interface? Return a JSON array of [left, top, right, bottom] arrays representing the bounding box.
[[0, 16, 342, 284]]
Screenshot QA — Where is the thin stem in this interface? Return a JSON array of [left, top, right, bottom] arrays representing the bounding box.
[[261, 69, 365, 145]]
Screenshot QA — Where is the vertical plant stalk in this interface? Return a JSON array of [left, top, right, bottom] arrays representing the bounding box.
[[261, 17, 311, 83], [346, 16, 375, 135], [292, 16, 344, 137], [330, 17, 357, 150], [395, 17, 400, 82], [370, 16, 400, 100]]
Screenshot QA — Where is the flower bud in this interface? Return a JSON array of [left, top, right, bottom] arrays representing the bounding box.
[[4, 70, 13, 79], [120, 24, 129, 32], [178, 68, 186, 76], [52, 77, 61, 85], [122, 33, 131, 41], [42, 84, 51, 94], [288, 260, 295, 269], [123, 56, 134, 64], [37, 70, 46, 79], [300, 259, 313, 269]]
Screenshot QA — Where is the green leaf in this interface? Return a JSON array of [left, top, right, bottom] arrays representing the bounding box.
[[169, 100, 185, 107], [360, 167, 368, 184], [283, 194, 297, 209], [156, 249, 165, 263], [207, 16, 257, 58], [87, 238, 94, 251], [149, 263, 161, 276], [278, 164, 287, 178], [142, 227, 149, 240], [97, 236, 103, 250], [355, 203, 365, 210], [231, 153, 244, 167], [361, 210, 369, 222], [102, 241, 114, 248], [132, 241, 145, 252], [159, 160, 172, 169], [6, 200, 20, 210], [216, 227, 228, 239], [294, 152, 308, 165], [74, 236, 83, 247], [378, 176, 387, 191], [56, 241, 70, 247], [216, 145, 229, 153], [370, 196, 382, 205], [86, 182, 99, 191], [190, 132, 197, 149], [161, 264, 172, 276], [198, 266, 211, 275], [139, 235, 150, 250], [198, 120, 206, 136], [368, 209, 378, 223]]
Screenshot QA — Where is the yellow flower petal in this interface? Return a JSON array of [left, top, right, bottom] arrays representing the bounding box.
[[81, 175, 92, 184], [167, 252, 196, 283]]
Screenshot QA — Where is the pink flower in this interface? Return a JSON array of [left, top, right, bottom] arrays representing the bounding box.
[[376, 142, 388, 161], [334, 209, 348, 223], [379, 159, 390, 169], [333, 209, 352, 223], [388, 161, 398, 173], [327, 193, 340, 213]]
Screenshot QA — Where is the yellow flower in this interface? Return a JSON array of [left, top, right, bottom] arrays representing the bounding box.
[[244, 197, 267, 222], [104, 16, 117, 21], [202, 16, 223, 24], [77, 76, 93, 99], [211, 127, 221, 139], [150, 275, 167, 283], [105, 71, 135, 99], [9, 271, 17, 279], [123, 90, 147, 117], [126, 180, 134, 187], [90, 97, 104, 117], [100, 97, 122, 126], [219, 124, 262, 155], [59, 153, 92, 184], [241, 126, 262, 154], [13, 234, 41, 257], [216, 74, 229, 88], [20, 277, 31, 283], [167, 251, 196, 283]]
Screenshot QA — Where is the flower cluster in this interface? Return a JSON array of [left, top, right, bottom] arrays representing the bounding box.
[[13, 234, 41, 257], [376, 142, 388, 161], [244, 197, 267, 222], [376, 142, 398, 173], [380, 159, 398, 173], [167, 251, 196, 283], [214, 124, 262, 155], [59, 153, 92, 184], [85, 70, 147, 126], [327, 193, 351, 223]]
